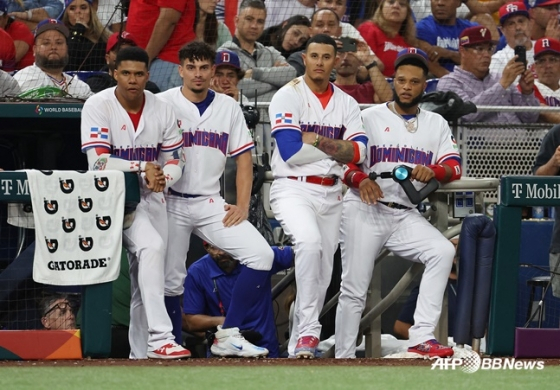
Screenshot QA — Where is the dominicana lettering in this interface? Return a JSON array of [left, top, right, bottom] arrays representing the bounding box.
[[300, 123, 345, 139], [113, 145, 162, 160], [370, 146, 434, 166], [183, 130, 229, 155]]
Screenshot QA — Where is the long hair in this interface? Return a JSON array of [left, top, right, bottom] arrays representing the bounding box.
[[194, 0, 219, 46], [270, 14, 310, 53], [62, 1, 111, 43], [372, 0, 416, 45]]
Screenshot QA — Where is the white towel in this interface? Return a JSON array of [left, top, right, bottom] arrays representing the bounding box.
[[27, 170, 125, 286]]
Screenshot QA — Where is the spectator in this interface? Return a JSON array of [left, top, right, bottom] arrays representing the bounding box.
[[490, 2, 535, 76], [219, 0, 296, 102], [529, 0, 560, 41], [416, 0, 479, 77], [0, 69, 21, 95], [7, 0, 64, 29], [182, 243, 294, 358], [264, 0, 315, 29], [126, 0, 196, 91], [436, 25, 539, 123], [13, 18, 93, 99], [334, 45, 392, 103], [0, 27, 16, 71], [62, 0, 110, 71], [411, 0, 508, 22], [0, 0, 34, 70], [533, 37, 560, 106], [96, 0, 127, 32], [211, 49, 248, 102], [288, 8, 341, 78], [40, 294, 76, 330], [194, 0, 232, 50], [259, 14, 311, 59], [358, 0, 416, 77], [86, 31, 161, 93]]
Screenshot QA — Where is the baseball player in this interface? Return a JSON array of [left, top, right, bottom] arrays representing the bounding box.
[[268, 33, 368, 359], [158, 41, 274, 358], [80, 46, 190, 360], [334, 48, 461, 359]]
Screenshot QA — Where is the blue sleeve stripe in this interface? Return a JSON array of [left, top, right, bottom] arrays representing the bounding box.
[[350, 135, 368, 147], [274, 129, 303, 161]]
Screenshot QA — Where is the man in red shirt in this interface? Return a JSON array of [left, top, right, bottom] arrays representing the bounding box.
[[334, 43, 392, 104], [0, 28, 16, 71], [126, 0, 196, 91], [0, 1, 34, 70]]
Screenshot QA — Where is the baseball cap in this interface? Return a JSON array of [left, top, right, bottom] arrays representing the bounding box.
[[499, 2, 529, 25], [106, 31, 137, 54], [459, 26, 498, 47], [394, 48, 429, 71], [64, 0, 92, 7], [0, 0, 8, 16], [215, 50, 241, 69], [34, 19, 70, 39], [534, 37, 560, 58], [527, 0, 560, 8]]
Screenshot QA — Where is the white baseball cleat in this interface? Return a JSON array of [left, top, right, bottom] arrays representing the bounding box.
[[210, 326, 269, 358], [147, 342, 191, 359]]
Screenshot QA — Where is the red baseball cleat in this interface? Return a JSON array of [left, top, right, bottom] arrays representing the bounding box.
[[295, 336, 320, 359], [408, 339, 454, 358], [147, 342, 191, 359]]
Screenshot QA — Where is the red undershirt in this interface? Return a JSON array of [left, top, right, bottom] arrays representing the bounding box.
[[127, 97, 145, 130], [313, 84, 334, 109]]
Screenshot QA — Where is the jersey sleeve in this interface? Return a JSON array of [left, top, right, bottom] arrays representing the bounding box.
[[80, 97, 112, 152], [228, 102, 255, 158], [435, 119, 461, 165], [270, 246, 294, 274], [160, 103, 184, 155], [269, 87, 301, 136], [182, 267, 208, 315], [341, 97, 367, 142]]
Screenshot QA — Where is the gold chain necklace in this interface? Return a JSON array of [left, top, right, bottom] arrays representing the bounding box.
[[390, 102, 420, 133]]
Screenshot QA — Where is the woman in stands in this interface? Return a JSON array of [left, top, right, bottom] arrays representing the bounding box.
[[62, 0, 110, 71], [0, 1, 34, 70], [194, 0, 231, 50], [358, 0, 415, 77], [258, 15, 311, 59]]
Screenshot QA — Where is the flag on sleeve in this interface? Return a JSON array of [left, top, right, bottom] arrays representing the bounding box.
[[275, 113, 293, 125], [90, 127, 109, 140]]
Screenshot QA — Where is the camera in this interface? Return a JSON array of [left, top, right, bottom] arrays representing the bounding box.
[[514, 45, 527, 69]]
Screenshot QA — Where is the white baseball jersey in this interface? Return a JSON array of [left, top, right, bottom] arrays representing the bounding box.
[[356, 103, 460, 208], [14, 64, 93, 99], [269, 77, 366, 178], [158, 88, 254, 195], [535, 80, 560, 106], [81, 87, 183, 191]]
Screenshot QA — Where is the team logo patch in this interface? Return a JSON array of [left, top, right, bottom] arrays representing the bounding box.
[[92, 157, 107, 171], [79, 236, 94, 252], [94, 176, 109, 192], [96, 215, 112, 231], [59, 178, 75, 194], [62, 217, 76, 233], [451, 135, 458, 149], [44, 199, 59, 214], [78, 197, 93, 212], [90, 127, 109, 140], [45, 238, 59, 253], [275, 112, 293, 125]]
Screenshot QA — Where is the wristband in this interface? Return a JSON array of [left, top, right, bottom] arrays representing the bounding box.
[[27, 9, 32, 20], [428, 164, 446, 181], [351, 171, 368, 188], [365, 61, 378, 70], [312, 133, 320, 148]]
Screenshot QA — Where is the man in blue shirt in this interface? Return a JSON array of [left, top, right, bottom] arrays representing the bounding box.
[[416, 0, 478, 77], [182, 243, 294, 358]]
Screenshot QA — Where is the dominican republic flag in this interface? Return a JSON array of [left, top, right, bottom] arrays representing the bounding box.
[[275, 113, 293, 125], [91, 127, 109, 140]]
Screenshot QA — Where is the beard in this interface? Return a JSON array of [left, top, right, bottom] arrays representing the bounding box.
[[393, 89, 423, 110], [35, 52, 69, 71]]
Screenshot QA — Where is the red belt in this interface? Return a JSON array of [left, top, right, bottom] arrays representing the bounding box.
[[287, 176, 338, 186]]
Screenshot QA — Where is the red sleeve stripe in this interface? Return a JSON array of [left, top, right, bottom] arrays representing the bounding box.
[[164, 159, 180, 166], [436, 153, 461, 164], [346, 132, 367, 140], [271, 125, 301, 133], [230, 142, 254, 157], [81, 141, 111, 152], [350, 141, 361, 164], [161, 139, 183, 152]]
